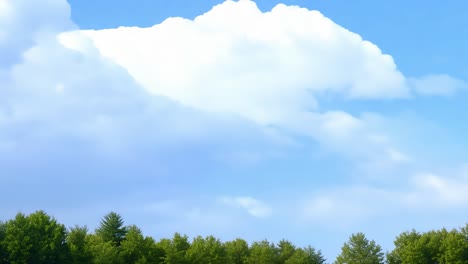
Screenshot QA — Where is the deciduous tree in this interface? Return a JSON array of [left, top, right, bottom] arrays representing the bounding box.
[[246, 240, 279, 264], [224, 238, 249, 264], [67, 225, 93, 264], [87, 234, 123, 264], [334, 233, 384, 264], [3, 211, 70, 264], [121, 225, 164, 264], [158, 233, 190, 264], [0, 221, 6, 263], [186, 235, 226, 264]]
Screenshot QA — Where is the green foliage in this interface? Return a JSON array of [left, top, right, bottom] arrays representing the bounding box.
[[86, 234, 123, 264], [388, 227, 468, 264], [334, 233, 384, 264], [246, 240, 279, 264], [158, 233, 190, 264], [186, 235, 227, 264], [285, 246, 326, 264], [95, 212, 127, 247], [440, 229, 468, 264], [1, 209, 467, 264], [120, 225, 146, 264], [2, 211, 70, 264], [0, 221, 6, 263], [387, 230, 420, 264], [305, 246, 327, 264], [142, 236, 166, 264], [67, 225, 93, 264], [120, 225, 164, 264], [224, 238, 249, 264], [278, 240, 296, 263]]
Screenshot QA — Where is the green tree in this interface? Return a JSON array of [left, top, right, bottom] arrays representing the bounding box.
[[285, 246, 326, 264], [224, 238, 250, 264], [388, 228, 468, 264], [0, 221, 7, 263], [277, 240, 296, 263], [120, 225, 146, 264], [120, 225, 164, 264], [3, 211, 70, 264], [439, 229, 468, 264], [157, 233, 190, 264], [387, 230, 419, 264], [186, 235, 226, 264], [140, 236, 165, 264], [421, 229, 446, 263], [334, 233, 384, 264], [67, 225, 93, 264], [87, 234, 123, 264], [246, 240, 279, 264], [387, 230, 433, 264], [95, 212, 127, 247]]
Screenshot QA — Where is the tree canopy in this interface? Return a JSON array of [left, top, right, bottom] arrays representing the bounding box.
[[0, 210, 466, 264], [95, 212, 127, 247], [334, 232, 384, 264]]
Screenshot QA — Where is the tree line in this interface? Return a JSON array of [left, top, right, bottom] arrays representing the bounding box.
[[0, 211, 467, 264]]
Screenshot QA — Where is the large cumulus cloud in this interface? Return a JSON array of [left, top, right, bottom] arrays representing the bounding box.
[[1, 1, 468, 258], [62, 0, 409, 125]]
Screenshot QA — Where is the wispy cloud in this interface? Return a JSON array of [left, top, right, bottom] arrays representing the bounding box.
[[300, 167, 468, 225], [220, 196, 272, 218], [409, 74, 468, 96]]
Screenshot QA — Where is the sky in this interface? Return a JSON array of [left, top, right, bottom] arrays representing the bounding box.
[[1, 0, 468, 260]]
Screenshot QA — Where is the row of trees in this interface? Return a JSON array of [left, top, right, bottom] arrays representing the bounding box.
[[0, 211, 325, 264], [0, 211, 467, 264]]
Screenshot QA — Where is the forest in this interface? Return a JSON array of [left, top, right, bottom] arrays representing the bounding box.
[[0, 211, 467, 264]]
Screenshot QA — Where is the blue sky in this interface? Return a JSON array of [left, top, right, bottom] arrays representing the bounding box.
[[1, 0, 468, 260]]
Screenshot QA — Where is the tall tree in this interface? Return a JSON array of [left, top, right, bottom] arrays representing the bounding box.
[[285, 246, 326, 264], [87, 234, 123, 264], [186, 235, 227, 264], [141, 236, 165, 264], [246, 240, 279, 264], [224, 238, 250, 264], [3, 211, 70, 264], [120, 225, 164, 264], [277, 240, 296, 263], [388, 228, 468, 264], [0, 221, 6, 263], [440, 229, 468, 264], [157, 233, 190, 264], [334, 233, 384, 264], [305, 246, 326, 264], [67, 225, 93, 264], [120, 225, 146, 264], [95, 212, 127, 247], [387, 229, 436, 264]]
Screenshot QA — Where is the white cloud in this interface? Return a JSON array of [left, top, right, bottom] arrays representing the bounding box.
[[408, 173, 468, 208], [60, 0, 408, 126], [220, 196, 272, 218], [0, 0, 462, 179], [0, 0, 12, 21], [54, 0, 425, 167], [0, 0, 414, 170], [3, 1, 468, 251], [387, 148, 411, 163], [301, 186, 393, 224], [0, 0, 73, 68], [300, 168, 468, 225], [409, 74, 467, 96], [0, 0, 289, 160]]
